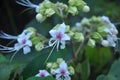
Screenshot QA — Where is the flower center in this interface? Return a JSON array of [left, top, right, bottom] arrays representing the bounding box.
[[40, 72, 45, 77], [60, 69, 66, 75], [56, 32, 62, 40], [22, 39, 26, 44]]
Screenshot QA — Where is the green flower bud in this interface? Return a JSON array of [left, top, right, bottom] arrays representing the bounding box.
[[45, 8, 55, 17], [46, 62, 53, 68], [73, 32, 84, 42], [66, 25, 70, 32], [52, 62, 58, 69], [92, 32, 102, 40], [36, 13, 46, 22], [68, 6, 78, 16], [81, 18, 90, 26], [82, 5, 90, 12], [55, 2, 68, 11], [69, 0, 86, 10], [26, 27, 36, 32], [57, 58, 64, 64], [68, 31, 74, 37], [68, 66, 75, 75], [88, 39, 96, 48], [35, 42, 44, 51], [26, 27, 37, 38], [90, 16, 101, 23], [101, 40, 109, 47], [31, 37, 40, 45]]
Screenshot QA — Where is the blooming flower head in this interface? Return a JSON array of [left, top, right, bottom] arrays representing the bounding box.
[[35, 70, 50, 77], [0, 30, 33, 54], [54, 61, 71, 80], [16, 0, 40, 13], [49, 23, 70, 51]]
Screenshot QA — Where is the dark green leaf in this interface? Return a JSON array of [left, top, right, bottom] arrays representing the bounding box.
[[26, 76, 56, 80]]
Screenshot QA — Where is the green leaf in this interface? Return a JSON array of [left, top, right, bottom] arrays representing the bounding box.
[[76, 60, 90, 80], [85, 46, 112, 72], [96, 58, 120, 80], [0, 53, 7, 63], [21, 47, 72, 79], [0, 62, 24, 80], [26, 76, 56, 80]]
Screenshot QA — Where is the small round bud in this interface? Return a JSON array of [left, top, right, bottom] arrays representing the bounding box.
[[88, 39, 96, 48], [36, 13, 43, 22], [101, 40, 109, 47], [57, 58, 64, 64], [46, 62, 53, 68], [50, 69, 55, 75], [113, 29, 118, 35], [35, 42, 44, 51], [52, 62, 58, 69], [83, 5, 90, 12], [68, 66, 75, 75]]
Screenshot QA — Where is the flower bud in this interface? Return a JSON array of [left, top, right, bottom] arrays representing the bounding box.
[[101, 40, 109, 47], [68, 6, 78, 16], [87, 39, 96, 48], [73, 32, 84, 42], [35, 42, 44, 51], [81, 18, 90, 26], [36, 13, 43, 22], [57, 58, 64, 64], [50, 69, 56, 75], [92, 32, 102, 40], [31, 37, 40, 45], [52, 62, 58, 69], [45, 8, 55, 17], [46, 62, 53, 68], [82, 5, 90, 12], [68, 66, 75, 75]]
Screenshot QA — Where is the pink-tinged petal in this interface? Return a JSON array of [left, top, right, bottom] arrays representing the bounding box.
[[23, 46, 31, 54], [37, 70, 50, 77]]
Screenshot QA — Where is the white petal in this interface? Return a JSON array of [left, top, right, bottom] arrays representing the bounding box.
[[60, 41, 65, 49], [62, 34, 70, 41], [59, 61, 67, 69], [35, 73, 40, 77], [56, 74, 62, 79], [14, 43, 22, 50], [49, 30, 57, 38], [23, 46, 31, 54], [26, 40, 32, 46], [58, 23, 66, 33]]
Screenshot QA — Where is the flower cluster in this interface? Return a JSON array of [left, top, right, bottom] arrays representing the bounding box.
[[72, 16, 119, 48], [35, 58, 75, 80], [16, 0, 90, 22]]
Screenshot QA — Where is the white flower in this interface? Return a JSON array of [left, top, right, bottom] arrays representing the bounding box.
[[0, 30, 33, 54], [54, 61, 71, 80], [14, 32, 33, 54], [16, 0, 40, 12], [35, 70, 50, 77], [75, 22, 81, 28], [49, 23, 70, 51], [106, 35, 117, 47]]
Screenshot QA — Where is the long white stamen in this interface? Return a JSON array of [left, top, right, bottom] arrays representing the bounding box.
[[0, 31, 17, 39], [56, 41, 60, 51], [10, 50, 19, 62], [44, 43, 57, 65], [16, 0, 38, 8]]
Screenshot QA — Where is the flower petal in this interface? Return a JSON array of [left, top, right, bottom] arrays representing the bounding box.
[[60, 41, 65, 49], [23, 46, 31, 54], [26, 40, 32, 46], [62, 34, 70, 41]]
